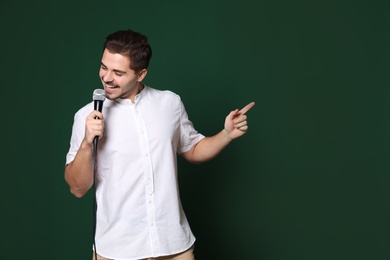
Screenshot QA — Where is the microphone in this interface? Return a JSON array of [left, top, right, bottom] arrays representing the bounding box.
[[91, 88, 105, 260], [92, 89, 106, 154]]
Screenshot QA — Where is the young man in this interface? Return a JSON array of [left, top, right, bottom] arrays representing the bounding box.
[[64, 28, 255, 260]]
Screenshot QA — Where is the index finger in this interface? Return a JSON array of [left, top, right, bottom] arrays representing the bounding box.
[[88, 110, 104, 120], [239, 101, 255, 114]]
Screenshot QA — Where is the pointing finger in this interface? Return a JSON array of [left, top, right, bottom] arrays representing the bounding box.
[[239, 102, 255, 115]]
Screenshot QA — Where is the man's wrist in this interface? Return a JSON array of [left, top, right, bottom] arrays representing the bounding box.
[[222, 129, 234, 142]]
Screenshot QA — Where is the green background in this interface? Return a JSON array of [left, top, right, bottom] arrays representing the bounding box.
[[1, 0, 390, 259]]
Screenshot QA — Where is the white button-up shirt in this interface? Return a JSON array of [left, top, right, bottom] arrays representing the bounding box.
[[66, 86, 205, 259]]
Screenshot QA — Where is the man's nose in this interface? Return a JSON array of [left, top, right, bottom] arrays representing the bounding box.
[[102, 71, 114, 82]]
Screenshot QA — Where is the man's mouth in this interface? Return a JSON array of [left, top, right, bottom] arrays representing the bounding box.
[[105, 84, 119, 89]]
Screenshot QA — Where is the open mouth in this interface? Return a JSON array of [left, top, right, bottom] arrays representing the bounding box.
[[105, 84, 119, 89], [104, 84, 120, 94]]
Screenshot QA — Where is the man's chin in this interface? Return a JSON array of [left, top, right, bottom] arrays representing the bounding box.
[[104, 91, 119, 100]]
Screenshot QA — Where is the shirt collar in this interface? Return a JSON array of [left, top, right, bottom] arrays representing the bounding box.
[[105, 85, 149, 106]]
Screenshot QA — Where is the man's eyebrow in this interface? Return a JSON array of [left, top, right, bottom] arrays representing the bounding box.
[[100, 62, 126, 74]]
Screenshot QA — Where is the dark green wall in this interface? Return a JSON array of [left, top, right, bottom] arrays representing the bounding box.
[[1, 0, 390, 259]]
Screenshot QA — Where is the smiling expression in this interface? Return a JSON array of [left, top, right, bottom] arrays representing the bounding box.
[[99, 49, 147, 102]]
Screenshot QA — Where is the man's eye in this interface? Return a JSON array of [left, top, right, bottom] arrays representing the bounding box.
[[115, 73, 124, 76]]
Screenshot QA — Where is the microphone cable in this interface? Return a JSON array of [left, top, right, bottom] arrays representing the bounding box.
[[92, 144, 98, 260]]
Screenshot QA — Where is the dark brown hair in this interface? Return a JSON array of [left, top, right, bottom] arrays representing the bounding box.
[[103, 29, 152, 72]]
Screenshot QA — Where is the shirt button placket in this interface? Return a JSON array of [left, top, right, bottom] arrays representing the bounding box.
[[135, 105, 159, 252]]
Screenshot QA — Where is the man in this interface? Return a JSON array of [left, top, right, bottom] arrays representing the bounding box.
[[65, 28, 255, 260]]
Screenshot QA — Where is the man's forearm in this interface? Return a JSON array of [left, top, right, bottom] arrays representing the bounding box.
[[182, 129, 233, 164], [64, 140, 95, 198]]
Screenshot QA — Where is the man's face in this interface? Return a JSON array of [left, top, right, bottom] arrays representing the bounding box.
[[99, 48, 146, 100]]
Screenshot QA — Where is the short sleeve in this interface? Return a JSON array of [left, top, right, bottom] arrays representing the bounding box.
[[177, 99, 205, 154], [65, 112, 86, 165]]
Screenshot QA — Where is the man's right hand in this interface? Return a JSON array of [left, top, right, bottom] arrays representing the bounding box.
[[84, 111, 105, 144]]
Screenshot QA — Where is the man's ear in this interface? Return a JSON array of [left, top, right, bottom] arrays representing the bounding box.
[[137, 69, 147, 82]]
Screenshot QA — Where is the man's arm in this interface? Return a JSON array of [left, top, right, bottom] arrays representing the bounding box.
[[181, 102, 255, 164], [64, 110, 104, 198]]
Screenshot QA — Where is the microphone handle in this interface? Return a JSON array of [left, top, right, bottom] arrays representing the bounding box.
[[93, 100, 104, 156], [93, 136, 99, 156]]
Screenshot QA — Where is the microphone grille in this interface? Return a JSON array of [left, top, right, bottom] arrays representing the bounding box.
[[93, 89, 106, 101]]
